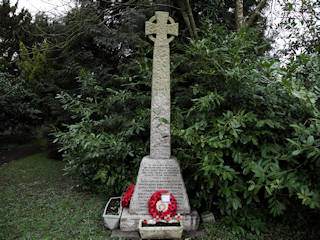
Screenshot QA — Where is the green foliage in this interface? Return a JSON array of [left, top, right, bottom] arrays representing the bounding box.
[[0, 0, 45, 74], [277, 0, 320, 56], [0, 2, 63, 134], [170, 22, 319, 231], [18, 42, 54, 86], [54, 69, 150, 195], [0, 62, 42, 133], [15, 41, 68, 131], [0, 40, 63, 133], [172, 22, 320, 232], [193, 0, 268, 31], [44, 1, 149, 90]]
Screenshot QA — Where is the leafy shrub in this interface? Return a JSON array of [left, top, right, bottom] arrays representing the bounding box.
[[170, 23, 320, 232], [0, 60, 42, 133], [54, 69, 150, 195]]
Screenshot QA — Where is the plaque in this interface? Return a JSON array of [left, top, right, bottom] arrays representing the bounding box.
[[161, 193, 170, 203]]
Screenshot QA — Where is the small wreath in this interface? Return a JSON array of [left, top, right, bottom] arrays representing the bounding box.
[[148, 190, 177, 219], [122, 184, 135, 207]]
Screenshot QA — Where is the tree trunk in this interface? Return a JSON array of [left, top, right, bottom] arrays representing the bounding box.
[[177, 0, 198, 40], [235, 0, 267, 31], [235, 0, 245, 30], [185, 0, 198, 40], [177, 0, 194, 39]]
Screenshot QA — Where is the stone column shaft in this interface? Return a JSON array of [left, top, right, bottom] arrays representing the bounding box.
[[150, 40, 171, 159]]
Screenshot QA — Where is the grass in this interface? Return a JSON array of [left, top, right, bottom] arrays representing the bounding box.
[[0, 153, 110, 240], [0, 152, 308, 240], [198, 221, 304, 240]]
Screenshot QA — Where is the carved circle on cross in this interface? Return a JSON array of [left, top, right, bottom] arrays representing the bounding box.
[[147, 15, 177, 43]]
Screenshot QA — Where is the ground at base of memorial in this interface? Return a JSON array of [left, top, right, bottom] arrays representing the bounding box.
[[0, 143, 312, 240]]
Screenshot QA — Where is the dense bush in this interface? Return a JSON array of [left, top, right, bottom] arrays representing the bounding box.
[[54, 68, 151, 194], [170, 24, 320, 231], [55, 22, 319, 233], [0, 42, 65, 134], [0, 58, 42, 133]]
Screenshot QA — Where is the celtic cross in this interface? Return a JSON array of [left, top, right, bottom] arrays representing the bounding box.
[[145, 11, 178, 159]]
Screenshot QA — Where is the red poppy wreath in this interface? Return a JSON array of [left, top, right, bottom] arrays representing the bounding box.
[[122, 184, 135, 207], [148, 190, 178, 219]]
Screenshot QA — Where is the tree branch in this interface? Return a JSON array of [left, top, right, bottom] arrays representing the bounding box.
[[245, 0, 267, 30]]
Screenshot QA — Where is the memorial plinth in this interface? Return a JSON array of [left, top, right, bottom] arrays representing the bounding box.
[[120, 156, 199, 231], [119, 11, 199, 232], [130, 156, 191, 215]]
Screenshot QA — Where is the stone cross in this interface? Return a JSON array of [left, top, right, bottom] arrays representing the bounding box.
[[121, 13, 199, 231], [145, 11, 178, 159]]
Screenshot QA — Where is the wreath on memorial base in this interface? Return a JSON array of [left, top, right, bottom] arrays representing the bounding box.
[[148, 190, 178, 219], [122, 184, 135, 207]]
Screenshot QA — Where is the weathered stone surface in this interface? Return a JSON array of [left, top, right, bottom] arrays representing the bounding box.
[[201, 211, 216, 223], [139, 220, 183, 239], [145, 11, 178, 159], [129, 156, 191, 215], [180, 210, 200, 232], [120, 208, 199, 232]]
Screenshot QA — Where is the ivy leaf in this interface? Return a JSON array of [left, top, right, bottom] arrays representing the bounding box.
[[248, 184, 255, 191], [292, 150, 302, 156], [252, 137, 258, 146], [307, 136, 314, 145]]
